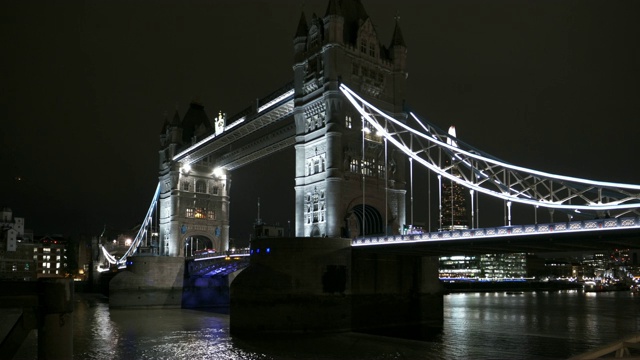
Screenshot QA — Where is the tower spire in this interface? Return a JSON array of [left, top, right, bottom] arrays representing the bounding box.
[[390, 13, 406, 48], [255, 197, 262, 225]]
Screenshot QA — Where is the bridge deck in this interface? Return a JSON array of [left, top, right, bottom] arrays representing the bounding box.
[[354, 216, 640, 255]]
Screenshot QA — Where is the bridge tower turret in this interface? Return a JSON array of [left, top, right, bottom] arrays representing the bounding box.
[[293, 0, 407, 238], [158, 104, 231, 257]]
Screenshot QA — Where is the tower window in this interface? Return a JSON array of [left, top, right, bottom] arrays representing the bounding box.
[[212, 186, 219, 195], [345, 116, 352, 129], [352, 64, 359, 76], [369, 43, 375, 57], [195, 180, 206, 193], [360, 40, 366, 53], [182, 182, 190, 192]]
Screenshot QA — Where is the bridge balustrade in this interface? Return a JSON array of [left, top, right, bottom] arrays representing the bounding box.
[[352, 216, 640, 246]]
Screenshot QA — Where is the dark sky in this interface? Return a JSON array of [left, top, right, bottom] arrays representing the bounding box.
[[1, 1, 639, 241]]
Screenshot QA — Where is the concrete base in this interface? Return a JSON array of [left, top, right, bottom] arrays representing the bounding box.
[[231, 237, 352, 335], [109, 256, 184, 308], [182, 275, 230, 308]]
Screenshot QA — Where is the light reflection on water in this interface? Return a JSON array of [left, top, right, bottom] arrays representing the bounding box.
[[9, 291, 640, 359]]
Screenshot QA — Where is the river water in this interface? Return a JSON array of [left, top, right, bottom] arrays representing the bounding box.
[[6, 290, 640, 359]]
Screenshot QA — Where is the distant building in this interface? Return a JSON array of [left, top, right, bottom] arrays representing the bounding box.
[[440, 126, 469, 231], [439, 255, 481, 278], [254, 224, 285, 239], [0, 208, 36, 281], [33, 235, 66, 277]]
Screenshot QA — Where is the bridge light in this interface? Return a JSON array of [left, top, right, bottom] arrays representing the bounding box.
[[362, 126, 371, 133], [181, 164, 191, 174], [213, 167, 224, 177]]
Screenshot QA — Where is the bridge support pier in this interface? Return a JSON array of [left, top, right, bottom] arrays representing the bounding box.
[[231, 237, 352, 335], [351, 252, 443, 337], [230, 237, 443, 338], [182, 275, 231, 309], [109, 256, 184, 308]]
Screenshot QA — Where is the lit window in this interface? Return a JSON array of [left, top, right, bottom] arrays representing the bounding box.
[[43, 248, 50, 253], [350, 159, 359, 173], [186, 208, 194, 218], [195, 208, 206, 219], [345, 116, 352, 129], [208, 210, 216, 220]]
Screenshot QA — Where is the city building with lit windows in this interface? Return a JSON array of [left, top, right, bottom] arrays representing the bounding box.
[[480, 253, 528, 279], [34, 235, 66, 277], [440, 126, 469, 231], [439, 255, 481, 278]]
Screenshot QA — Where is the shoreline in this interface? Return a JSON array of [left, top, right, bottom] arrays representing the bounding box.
[[442, 280, 584, 293]]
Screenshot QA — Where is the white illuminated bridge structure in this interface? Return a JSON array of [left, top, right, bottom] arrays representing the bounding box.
[[100, 85, 640, 269]]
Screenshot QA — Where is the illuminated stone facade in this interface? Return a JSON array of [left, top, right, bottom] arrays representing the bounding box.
[[293, 1, 408, 237], [158, 103, 231, 257], [158, 1, 411, 251]]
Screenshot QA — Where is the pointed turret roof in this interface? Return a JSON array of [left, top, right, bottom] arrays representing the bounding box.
[[160, 111, 170, 134], [390, 16, 406, 48], [171, 108, 181, 126], [327, 0, 370, 46], [181, 102, 210, 143], [325, 0, 340, 17], [295, 11, 308, 38]]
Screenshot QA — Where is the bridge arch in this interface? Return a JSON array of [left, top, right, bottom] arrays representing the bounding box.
[[182, 231, 221, 257], [348, 204, 383, 237]]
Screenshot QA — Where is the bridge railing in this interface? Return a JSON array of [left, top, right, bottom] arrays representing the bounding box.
[[352, 216, 640, 246], [186, 248, 251, 261]]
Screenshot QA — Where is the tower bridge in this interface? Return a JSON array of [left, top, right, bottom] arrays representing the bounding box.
[[99, 0, 640, 336]]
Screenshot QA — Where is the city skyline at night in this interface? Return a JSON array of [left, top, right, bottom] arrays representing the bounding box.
[[1, 1, 638, 241]]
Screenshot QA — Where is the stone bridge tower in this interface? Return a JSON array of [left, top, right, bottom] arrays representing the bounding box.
[[158, 104, 231, 257], [293, 0, 408, 238]]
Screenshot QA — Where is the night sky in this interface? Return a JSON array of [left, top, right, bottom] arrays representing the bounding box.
[[1, 1, 639, 242]]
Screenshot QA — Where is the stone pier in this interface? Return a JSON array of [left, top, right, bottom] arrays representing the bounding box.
[[230, 237, 443, 337], [109, 256, 184, 308]]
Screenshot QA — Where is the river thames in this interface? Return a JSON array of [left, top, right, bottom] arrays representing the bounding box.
[[5, 290, 640, 359]]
